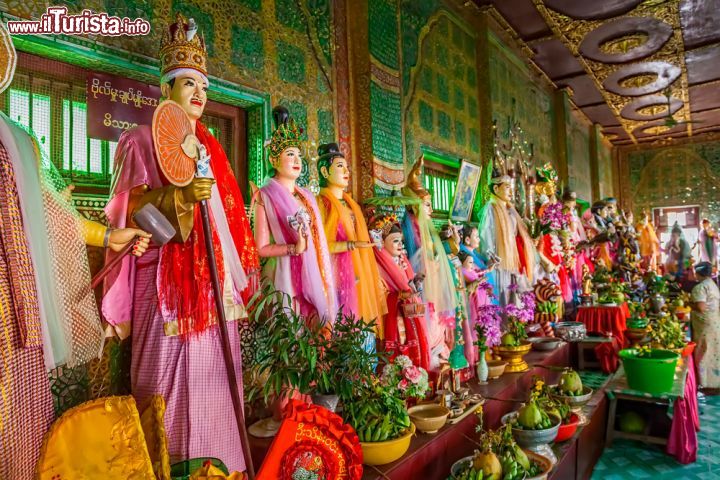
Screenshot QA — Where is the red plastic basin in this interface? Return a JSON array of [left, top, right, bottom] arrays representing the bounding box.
[[554, 413, 579, 442]]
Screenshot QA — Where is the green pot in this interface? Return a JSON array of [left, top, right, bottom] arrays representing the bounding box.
[[619, 349, 679, 395], [627, 318, 648, 329]]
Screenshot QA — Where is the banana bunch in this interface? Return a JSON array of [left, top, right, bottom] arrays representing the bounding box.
[[344, 391, 410, 443]]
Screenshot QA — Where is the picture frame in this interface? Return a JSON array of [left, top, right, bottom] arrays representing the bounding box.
[[450, 160, 482, 221]]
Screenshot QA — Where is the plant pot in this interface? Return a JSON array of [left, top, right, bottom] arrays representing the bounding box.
[[487, 360, 507, 379], [627, 318, 649, 329], [494, 342, 532, 373], [554, 413, 579, 442], [619, 348, 680, 395], [408, 404, 449, 434], [360, 423, 415, 466], [311, 393, 339, 413]]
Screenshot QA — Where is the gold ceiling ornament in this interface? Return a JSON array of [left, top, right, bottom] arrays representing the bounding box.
[[618, 73, 657, 89], [600, 32, 650, 54], [531, 0, 689, 144], [637, 104, 668, 116]]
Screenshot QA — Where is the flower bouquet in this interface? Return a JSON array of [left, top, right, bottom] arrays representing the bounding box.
[[380, 355, 430, 399]]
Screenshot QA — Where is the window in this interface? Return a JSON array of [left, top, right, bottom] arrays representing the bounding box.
[[421, 149, 460, 218], [4, 80, 117, 187], [1, 52, 242, 194]]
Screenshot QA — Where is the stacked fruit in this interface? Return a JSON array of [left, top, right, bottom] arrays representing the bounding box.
[[513, 398, 555, 430], [555, 368, 584, 396], [453, 423, 543, 480]]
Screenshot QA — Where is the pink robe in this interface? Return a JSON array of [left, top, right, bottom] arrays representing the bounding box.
[[102, 125, 246, 471]]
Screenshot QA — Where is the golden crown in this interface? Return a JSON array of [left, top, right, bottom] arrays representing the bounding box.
[[267, 106, 304, 159], [159, 13, 207, 78], [370, 213, 400, 238]]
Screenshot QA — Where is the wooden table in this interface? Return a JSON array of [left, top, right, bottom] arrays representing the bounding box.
[[604, 361, 689, 448]]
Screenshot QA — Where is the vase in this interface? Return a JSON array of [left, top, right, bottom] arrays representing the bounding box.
[[476, 350, 489, 384], [311, 393, 340, 413], [650, 294, 665, 314]]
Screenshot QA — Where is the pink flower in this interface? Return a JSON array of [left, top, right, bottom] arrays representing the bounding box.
[[403, 366, 422, 384], [398, 379, 409, 391]]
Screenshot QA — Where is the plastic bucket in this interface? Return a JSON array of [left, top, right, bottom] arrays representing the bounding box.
[[619, 349, 679, 395]]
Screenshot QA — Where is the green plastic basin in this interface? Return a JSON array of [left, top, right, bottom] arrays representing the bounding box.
[[619, 348, 679, 395]]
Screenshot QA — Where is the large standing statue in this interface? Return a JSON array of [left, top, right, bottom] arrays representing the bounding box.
[[370, 213, 430, 370], [401, 157, 457, 369], [102, 14, 258, 472], [664, 223, 691, 280], [562, 190, 592, 291], [637, 209, 660, 272], [254, 108, 337, 323], [583, 201, 615, 269], [316, 142, 386, 335], [477, 169, 536, 303], [534, 164, 572, 303]]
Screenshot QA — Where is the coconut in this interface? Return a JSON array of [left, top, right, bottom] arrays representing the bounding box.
[[501, 333, 517, 347], [558, 369, 583, 395], [473, 451, 502, 479], [517, 401, 543, 429]]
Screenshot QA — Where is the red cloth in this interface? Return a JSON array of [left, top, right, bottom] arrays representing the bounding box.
[[374, 249, 431, 370], [576, 304, 629, 346], [667, 355, 700, 464], [158, 122, 259, 337], [595, 336, 622, 374], [257, 400, 363, 480]]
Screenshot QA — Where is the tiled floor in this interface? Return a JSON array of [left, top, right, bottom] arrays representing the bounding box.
[[592, 395, 720, 479]]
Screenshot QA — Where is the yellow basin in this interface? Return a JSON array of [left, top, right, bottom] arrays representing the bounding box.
[[360, 423, 416, 466]]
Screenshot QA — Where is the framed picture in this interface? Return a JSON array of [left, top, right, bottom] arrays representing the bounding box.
[[450, 160, 482, 221]]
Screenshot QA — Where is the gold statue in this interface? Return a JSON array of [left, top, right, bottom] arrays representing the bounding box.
[[581, 264, 592, 296]]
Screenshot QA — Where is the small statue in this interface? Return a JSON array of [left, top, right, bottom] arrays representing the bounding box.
[[581, 264, 593, 297]]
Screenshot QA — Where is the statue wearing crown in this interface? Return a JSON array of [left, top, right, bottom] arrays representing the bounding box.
[[101, 14, 258, 472], [369, 213, 431, 370], [315, 142, 386, 339], [253, 106, 337, 324], [477, 167, 537, 303]]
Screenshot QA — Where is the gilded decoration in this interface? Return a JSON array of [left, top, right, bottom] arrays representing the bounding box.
[[404, 11, 481, 164], [533, 0, 692, 143], [599, 33, 649, 55]]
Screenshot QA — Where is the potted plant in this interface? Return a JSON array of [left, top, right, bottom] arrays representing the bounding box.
[[310, 313, 379, 412], [645, 274, 669, 313], [647, 316, 686, 351], [342, 384, 415, 465], [245, 286, 322, 405]]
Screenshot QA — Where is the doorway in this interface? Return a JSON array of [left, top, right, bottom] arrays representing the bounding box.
[[653, 205, 700, 264]]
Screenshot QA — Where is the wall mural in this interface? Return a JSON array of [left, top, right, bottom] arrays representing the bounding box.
[[621, 138, 720, 225], [488, 32, 554, 169], [369, 0, 405, 195], [566, 108, 592, 201], [597, 138, 614, 200], [403, 11, 481, 167]]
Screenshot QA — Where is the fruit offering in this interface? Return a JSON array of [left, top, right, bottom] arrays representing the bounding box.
[[514, 399, 554, 430], [557, 368, 583, 396], [454, 423, 543, 480]]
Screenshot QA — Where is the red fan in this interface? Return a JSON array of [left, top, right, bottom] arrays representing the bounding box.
[[152, 100, 197, 187]]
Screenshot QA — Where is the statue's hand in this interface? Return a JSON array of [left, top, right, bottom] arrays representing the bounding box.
[[181, 177, 215, 204]]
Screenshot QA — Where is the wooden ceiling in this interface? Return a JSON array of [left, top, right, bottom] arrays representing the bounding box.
[[472, 0, 720, 145]]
